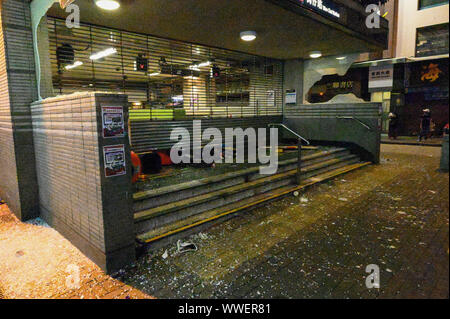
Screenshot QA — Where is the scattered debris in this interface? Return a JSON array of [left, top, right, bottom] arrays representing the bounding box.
[[293, 191, 299, 197], [300, 197, 309, 203], [162, 250, 169, 259], [428, 190, 437, 194], [25, 218, 50, 227], [177, 240, 197, 254], [338, 197, 348, 202], [198, 233, 208, 240], [15, 250, 25, 257], [397, 211, 407, 215]]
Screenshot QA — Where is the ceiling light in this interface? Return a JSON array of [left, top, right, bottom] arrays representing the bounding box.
[[90, 47, 117, 60], [65, 61, 83, 70], [336, 56, 346, 60], [240, 31, 257, 42], [309, 51, 322, 59], [95, 0, 120, 10]]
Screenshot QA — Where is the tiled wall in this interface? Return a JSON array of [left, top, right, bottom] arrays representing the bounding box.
[[0, 1, 20, 214], [31, 92, 135, 273], [31, 93, 105, 251], [0, 0, 39, 219]]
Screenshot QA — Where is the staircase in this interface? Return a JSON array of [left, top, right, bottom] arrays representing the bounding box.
[[133, 147, 370, 250]]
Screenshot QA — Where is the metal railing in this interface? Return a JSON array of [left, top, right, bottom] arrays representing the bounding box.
[[269, 123, 310, 185], [336, 116, 373, 131]]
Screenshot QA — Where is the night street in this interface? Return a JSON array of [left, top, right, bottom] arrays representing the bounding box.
[[1, 0, 449, 305]]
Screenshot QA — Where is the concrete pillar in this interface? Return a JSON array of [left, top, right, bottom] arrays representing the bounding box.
[[283, 59, 304, 107], [0, 0, 39, 221]]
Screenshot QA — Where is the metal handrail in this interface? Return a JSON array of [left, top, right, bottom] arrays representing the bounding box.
[[268, 123, 310, 185], [336, 116, 373, 131], [268, 123, 311, 145]]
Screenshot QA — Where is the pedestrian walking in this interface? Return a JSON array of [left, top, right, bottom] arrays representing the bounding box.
[[418, 108, 432, 142], [388, 112, 399, 140]]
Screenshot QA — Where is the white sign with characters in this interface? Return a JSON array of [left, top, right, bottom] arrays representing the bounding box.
[[369, 65, 394, 89]]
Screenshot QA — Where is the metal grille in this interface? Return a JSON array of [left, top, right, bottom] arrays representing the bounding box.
[[47, 17, 284, 120]]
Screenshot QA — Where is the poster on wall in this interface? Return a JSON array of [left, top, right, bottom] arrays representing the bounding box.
[[103, 145, 126, 178], [285, 90, 297, 104], [369, 65, 394, 90], [102, 106, 125, 138]]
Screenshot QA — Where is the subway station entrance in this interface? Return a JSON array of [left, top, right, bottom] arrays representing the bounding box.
[[0, 0, 388, 272]]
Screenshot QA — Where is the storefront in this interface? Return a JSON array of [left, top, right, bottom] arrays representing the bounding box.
[[351, 57, 449, 136]]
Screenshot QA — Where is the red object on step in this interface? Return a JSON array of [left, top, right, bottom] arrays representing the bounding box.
[[157, 151, 172, 166], [131, 151, 142, 184]]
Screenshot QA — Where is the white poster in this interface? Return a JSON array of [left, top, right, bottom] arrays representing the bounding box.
[[285, 90, 297, 104], [369, 65, 394, 89]]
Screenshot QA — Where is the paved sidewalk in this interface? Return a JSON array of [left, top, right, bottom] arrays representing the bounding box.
[[381, 136, 443, 147], [1, 144, 448, 299], [0, 205, 152, 299], [119, 144, 449, 299]]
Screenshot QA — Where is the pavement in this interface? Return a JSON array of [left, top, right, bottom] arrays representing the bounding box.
[[0, 205, 152, 299], [381, 136, 443, 147], [0, 144, 448, 299]]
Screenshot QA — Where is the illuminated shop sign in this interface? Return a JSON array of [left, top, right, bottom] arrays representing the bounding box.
[[299, 0, 341, 19]]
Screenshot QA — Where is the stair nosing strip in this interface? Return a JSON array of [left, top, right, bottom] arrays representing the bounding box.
[[136, 161, 371, 243], [134, 154, 359, 221]]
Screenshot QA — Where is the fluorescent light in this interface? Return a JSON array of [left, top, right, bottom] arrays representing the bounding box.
[[240, 31, 257, 42], [90, 47, 117, 60], [336, 56, 346, 60], [189, 61, 211, 70], [65, 61, 83, 70], [197, 61, 211, 68], [149, 72, 161, 77], [95, 0, 120, 10], [309, 51, 322, 59]]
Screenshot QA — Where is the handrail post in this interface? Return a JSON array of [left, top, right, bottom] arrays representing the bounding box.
[[297, 138, 302, 185]]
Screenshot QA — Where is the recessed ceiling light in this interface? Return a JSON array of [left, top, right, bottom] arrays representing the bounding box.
[[95, 0, 120, 11], [240, 31, 257, 42], [309, 51, 322, 59], [336, 56, 346, 60]]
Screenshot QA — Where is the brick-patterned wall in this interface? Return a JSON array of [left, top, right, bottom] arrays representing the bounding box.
[[0, 0, 21, 214], [0, 0, 39, 220], [31, 92, 135, 273], [31, 93, 106, 253]]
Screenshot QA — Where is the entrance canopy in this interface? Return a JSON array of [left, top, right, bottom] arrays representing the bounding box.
[[46, 0, 388, 60]]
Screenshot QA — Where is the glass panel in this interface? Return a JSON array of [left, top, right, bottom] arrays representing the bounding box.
[[419, 0, 448, 10], [416, 24, 449, 57]]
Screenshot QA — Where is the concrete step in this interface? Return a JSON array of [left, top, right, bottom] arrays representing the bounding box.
[[136, 161, 371, 249], [134, 153, 359, 233], [133, 147, 349, 211]]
